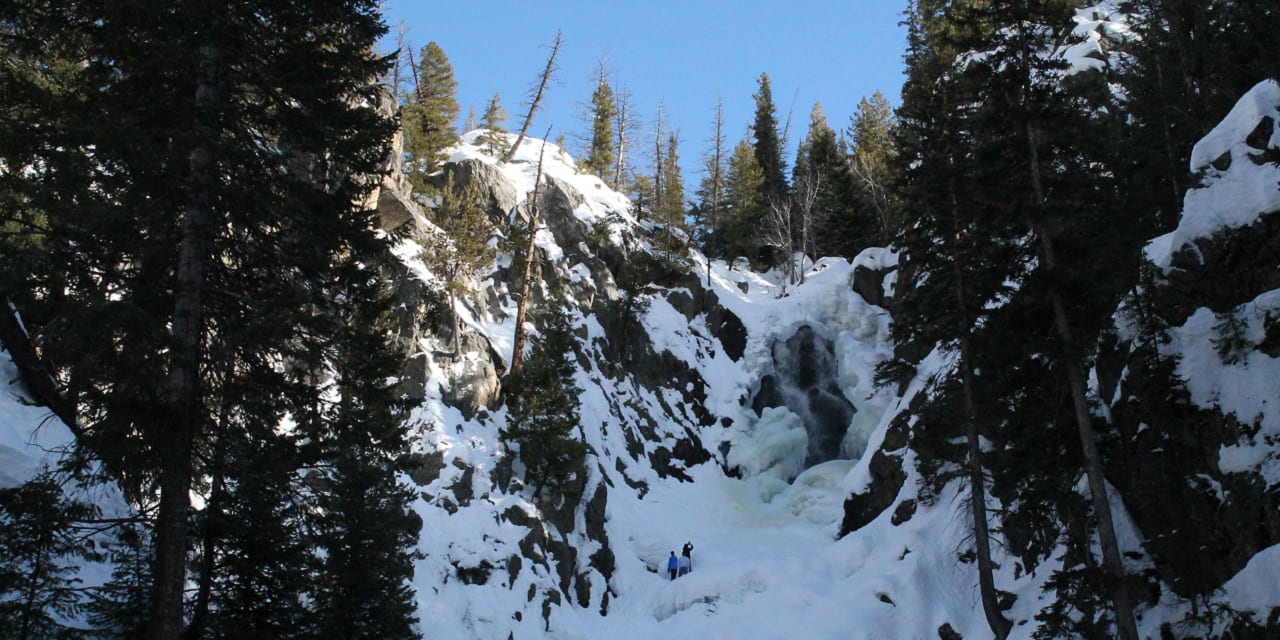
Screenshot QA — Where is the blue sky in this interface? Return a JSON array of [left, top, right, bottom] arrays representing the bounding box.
[[381, 1, 908, 184]]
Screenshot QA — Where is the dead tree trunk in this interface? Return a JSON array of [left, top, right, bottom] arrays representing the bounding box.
[[501, 31, 562, 164], [509, 130, 552, 377]]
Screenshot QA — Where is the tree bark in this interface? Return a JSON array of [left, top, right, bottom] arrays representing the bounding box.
[[944, 159, 1012, 639], [148, 33, 224, 640], [1039, 230, 1140, 640], [1011, 12, 1138, 634], [509, 132, 551, 377], [501, 31, 561, 165]]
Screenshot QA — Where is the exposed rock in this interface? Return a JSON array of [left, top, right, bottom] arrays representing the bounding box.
[[435, 159, 520, 225], [753, 325, 857, 465], [706, 305, 747, 362], [937, 622, 963, 640], [891, 499, 917, 526], [853, 262, 893, 308], [840, 419, 910, 536], [438, 331, 505, 420], [407, 450, 446, 486]]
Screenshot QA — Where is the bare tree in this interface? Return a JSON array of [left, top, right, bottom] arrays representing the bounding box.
[[502, 30, 563, 164], [509, 127, 553, 376], [762, 192, 795, 289], [850, 152, 894, 246], [792, 170, 822, 285], [700, 94, 727, 294], [612, 82, 640, 188], [652, 101, 665, 219]]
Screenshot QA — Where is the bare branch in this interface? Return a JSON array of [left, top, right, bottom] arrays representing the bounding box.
[[502, 31, 563, 164]]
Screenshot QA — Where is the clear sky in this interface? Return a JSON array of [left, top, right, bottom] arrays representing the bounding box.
[[380, 0, 909, 185]]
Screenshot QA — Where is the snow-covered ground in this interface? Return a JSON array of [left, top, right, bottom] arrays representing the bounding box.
[[399, 133, 1063, 639]]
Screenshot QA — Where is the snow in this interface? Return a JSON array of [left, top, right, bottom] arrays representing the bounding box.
[[402, 135, 1054, 639], [1146, 80, 1280, 270], [0, 348, 76, 488], [1161, 292, 1280, 485]]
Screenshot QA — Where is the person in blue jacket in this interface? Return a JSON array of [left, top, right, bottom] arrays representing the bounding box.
[[667, 551, 678, 580]]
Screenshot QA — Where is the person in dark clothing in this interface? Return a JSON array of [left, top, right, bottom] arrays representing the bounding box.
[[667, 551, 678, 580], [682, 541, 693, 571]]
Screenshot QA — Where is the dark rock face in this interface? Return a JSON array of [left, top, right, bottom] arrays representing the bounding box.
[[853, 263, 892, 308], [707, 305, 747, 362], [1097, 105, 1280, 602], [753, 325, 856, 466], [840, 418, 909, 536], [434, 159, 519, 224], [1100, 216, 1280, 597]]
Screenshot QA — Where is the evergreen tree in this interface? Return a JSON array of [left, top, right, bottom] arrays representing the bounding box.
[[1114, 0, 1280, 232], [750, 73, 789, 206], [583, 60, 617, 182], [402, 41, 460, 189], [478, 93, 510, 157], [87, 523, 152, 640], [423, 174, 496, 354], [656, 131, 686, 228], [0, 3, 403, 638], [305, 251, 421, 640], [794, 102, 861, 258], [721, 137, 766, 264], [501, 305, 588, 499], [847, 91, 899, 246], [0, 472, 100, 640]]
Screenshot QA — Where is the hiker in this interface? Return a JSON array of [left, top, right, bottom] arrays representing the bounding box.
[[682, 541, 693, 571], [667, 551, 678, 580], [677, 553, 690, 577]]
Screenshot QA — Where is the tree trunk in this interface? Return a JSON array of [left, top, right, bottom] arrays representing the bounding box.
[[450, 288, 461, 355], [1024, 119, 1139, 640], [945, 162, 1012, 639], [1041, 237, 1140, 640], [1011, 12, 1138, 632], [501, 31, 561, 164], [509, 134, 551, 377], [149, 34, 224, 640], [183, 396, 231, 640]]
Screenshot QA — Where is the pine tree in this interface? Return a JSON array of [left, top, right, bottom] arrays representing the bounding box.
[[583, 59, 617, 182], [87, 523, 152, 640], [721, 137, 766, 265], [402, 41, 460, 189], [794, 102, 861, 258], [0, 4, 401, 638], [0, 473, 100, 640], [305, 248, 421, 640], [656, 132, 686, 227], [478, 93, 510, 157], [423, 174, 496, 354], [751, 73, 788, 206], [501, 305, 588, 499], [847, 91, 899, 246]]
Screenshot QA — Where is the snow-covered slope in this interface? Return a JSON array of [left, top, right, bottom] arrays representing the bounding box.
[[386, 132, 1039, 638]]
